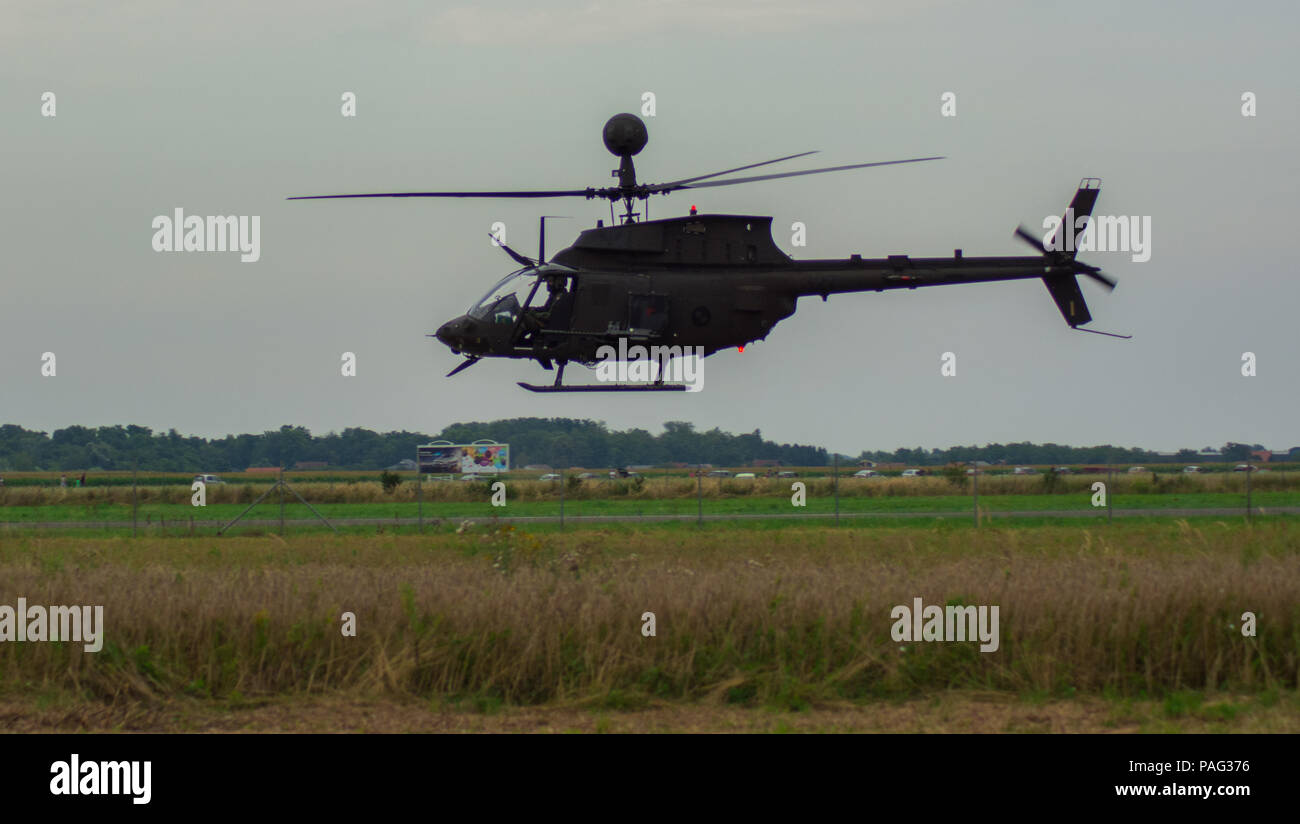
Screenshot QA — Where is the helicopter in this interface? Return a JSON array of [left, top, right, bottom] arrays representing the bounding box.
[[290, 113, 1121, 392]]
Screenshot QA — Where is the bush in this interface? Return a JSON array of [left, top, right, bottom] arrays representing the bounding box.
[[1040, 467, 1060, 494], [380, 470, 402, 494], [942, 464, 968, 490]]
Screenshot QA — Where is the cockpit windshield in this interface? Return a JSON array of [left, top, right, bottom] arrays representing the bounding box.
[[468, 268, 535, 324], [466, 263, 578, 324]]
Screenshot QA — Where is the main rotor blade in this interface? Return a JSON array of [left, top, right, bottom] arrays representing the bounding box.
[[647, 151, 819, 192], [663, 156, 944, 191], [288, 190, 591, 200]]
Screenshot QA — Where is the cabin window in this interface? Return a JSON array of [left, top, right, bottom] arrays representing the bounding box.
[[629, 294, 670, 334]]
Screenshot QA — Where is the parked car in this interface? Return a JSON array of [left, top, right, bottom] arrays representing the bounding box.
[[777, 471, 798, 478], [852, 469, 880, 479], [706, 470, 732, 478], [1012, 467, 1038, 475], [1054, 467, 1073, 474], [459, 474, 480, 482], [1233, 464, 1257, 472], [538, 473, 561, 481], [1127, 466, 1146, 474], [733, 472, 757, 479], [901, 469, 926, 478], [192, 474, 224, 485], [577, 472, 598, 479], [1183, 466, 1202, 474]]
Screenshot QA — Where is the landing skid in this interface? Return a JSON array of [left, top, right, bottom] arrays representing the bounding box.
[[518, 382, 689, 393]]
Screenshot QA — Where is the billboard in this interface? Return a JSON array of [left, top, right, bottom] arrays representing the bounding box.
[[417, 441, 509, 474]]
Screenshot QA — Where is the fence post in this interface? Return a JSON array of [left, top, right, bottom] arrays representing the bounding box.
[[696, 464, 703, 525], [972, 462, 978, 527], [418, 472, 424, 533], [559, 469, 565, 532], [132, 464, 138, 538], [1245, 462, 1252, 522], [279, 467, 285, 536], [833, 454, 840, 525], [1107, 465, 1113, 524]]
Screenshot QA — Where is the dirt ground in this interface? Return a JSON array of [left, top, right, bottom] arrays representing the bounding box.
[[3, 692, 1293, 733]]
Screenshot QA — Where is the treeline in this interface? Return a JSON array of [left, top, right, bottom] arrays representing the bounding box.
[[0, 422, 1291, 472], [0, 420, 826, 472], [861, 441, 1297, 467]]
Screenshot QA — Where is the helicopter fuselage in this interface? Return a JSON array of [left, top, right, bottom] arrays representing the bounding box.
[[433, 212, 1086, 369]]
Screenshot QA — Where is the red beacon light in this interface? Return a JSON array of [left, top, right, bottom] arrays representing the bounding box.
[[690, 205, 697, 215]]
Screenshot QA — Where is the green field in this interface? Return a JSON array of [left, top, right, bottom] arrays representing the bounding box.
[[0, 490, 1293, 524]]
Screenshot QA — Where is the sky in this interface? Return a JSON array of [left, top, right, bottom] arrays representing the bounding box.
[[3, 0, 1297, 456]]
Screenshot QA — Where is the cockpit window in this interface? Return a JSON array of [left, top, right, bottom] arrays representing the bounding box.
[[467, 264, 578, 323], [469, 269, 535, 322]]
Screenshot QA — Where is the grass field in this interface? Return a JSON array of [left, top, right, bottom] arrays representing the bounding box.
[[1, 521, 1296, 732], [2, 472, 1296, 529]]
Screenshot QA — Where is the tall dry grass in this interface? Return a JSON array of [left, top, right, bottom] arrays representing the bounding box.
[[0, 522, 1296, 705], [2, 470, 1296, 507]]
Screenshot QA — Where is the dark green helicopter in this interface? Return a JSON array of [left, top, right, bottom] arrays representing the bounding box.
[[290, 113, 1121, 392]]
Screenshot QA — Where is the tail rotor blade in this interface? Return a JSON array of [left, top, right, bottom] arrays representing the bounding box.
[[1081, 268, 1117, 291], [1014, 225, 1047, 253]]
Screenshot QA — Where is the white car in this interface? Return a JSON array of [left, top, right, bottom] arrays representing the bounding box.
[[1127, 466, 1146, 474], [1012, 467, 1038, 475], [733, 472, 757, 479], [901, 469, 926, 478], [1183, 466, 1201, 474], [538, 473, 561, 481], [193, 474, 224, 485], [852, 469, 880, 479]]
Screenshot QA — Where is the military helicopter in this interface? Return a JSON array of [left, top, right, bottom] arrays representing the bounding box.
[[290, 113, 1121, 392]]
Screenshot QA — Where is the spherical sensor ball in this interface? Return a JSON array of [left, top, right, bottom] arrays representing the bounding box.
[[602, 113, 648, 156]]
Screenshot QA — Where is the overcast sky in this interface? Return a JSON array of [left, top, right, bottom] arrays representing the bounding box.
[[3, 0, 1297, 455]]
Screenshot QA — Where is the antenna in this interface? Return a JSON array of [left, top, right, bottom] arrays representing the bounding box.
[[537, 215, 571, 264]]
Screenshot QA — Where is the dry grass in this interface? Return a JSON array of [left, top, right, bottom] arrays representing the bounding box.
[[2, 469, 1296, 507], [0, 521, 1296, 711]]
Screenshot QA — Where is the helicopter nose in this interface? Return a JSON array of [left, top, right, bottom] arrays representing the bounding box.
[[435, 316, 472, 351]]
